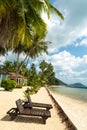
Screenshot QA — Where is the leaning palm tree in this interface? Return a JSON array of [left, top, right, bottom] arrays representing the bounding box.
[[0, 0, 64, 47], [25, 34, 50, 58], [12, 43, 26, 81], [12, 33, 51, 75], [12, 33, 51, 83]]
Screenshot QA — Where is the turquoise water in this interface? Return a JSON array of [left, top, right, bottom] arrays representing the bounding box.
[[50, 86, 87, 102]]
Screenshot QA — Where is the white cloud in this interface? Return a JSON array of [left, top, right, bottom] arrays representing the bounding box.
[[6, 51, 26, 62], [15, 51, 87, 86], [75, 38, 87, 47], [41, 51, 87, 85], [33, 50, 87, 85], [40, 0, 87, 85], [42, 0, 87, 52], [50, 51, 81, 70]]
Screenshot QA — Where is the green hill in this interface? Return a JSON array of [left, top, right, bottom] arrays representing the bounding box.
[[54, 78, 68, 86], [69, 82, 87, 88]]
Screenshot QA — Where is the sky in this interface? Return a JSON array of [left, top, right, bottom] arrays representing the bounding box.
[[0, 0, 87, 86]]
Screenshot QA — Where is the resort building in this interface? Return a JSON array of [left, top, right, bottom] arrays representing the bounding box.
[[7, 72, 27, 85], [0, 70, 27, 86]]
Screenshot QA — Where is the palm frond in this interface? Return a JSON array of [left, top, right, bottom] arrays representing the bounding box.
[[25, 0, 47, 39], [0, 0, 63, 47], [49, 4, 64, 20]]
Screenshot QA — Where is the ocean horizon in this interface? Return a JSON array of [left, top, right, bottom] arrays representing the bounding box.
[[50, 85, 87, 102]]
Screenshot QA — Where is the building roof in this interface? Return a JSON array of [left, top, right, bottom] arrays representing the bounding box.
[[8, 72, 24, 79], [0, 70, 7, 74]]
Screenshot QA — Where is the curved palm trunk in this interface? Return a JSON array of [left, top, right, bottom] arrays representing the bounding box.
[[16, 53, 19, 84], [17, 54, 28, 75], [17, 46, 36, 75]]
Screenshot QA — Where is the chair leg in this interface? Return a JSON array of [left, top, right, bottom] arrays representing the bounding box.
[[42, 117, 48, 124], [10, 113, 17, 120]]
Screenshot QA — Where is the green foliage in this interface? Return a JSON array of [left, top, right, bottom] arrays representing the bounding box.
[[39, 74, 48, 86], [27, 63, 41, 93], [39, 60, 48, 73], [1, 79, 17, 91], [24, 85, 40, 98], [0, 1, 63, 90], [23, 91, 29, 100], [27, 61, 60, 90], [23, 82, 27, 86], [16, 83, 22, 88], [27, 76, 41, 94], [39, 60, 57, 85]]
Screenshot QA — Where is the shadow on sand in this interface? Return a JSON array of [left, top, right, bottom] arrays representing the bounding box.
[[1, 115, 44, 124]]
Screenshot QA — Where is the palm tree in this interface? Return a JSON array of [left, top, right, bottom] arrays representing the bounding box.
[[24, 34, 51, 59], [0, 0, 64, 47], [11, 32, 50, 83], [2, 61, 12, 72], [12, 33, 51, 76], [39, 60, 48, 73], [12, 43, 26, 75]]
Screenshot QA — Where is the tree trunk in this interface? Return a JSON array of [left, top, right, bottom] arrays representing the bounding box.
[[16, 53, 19, 84]]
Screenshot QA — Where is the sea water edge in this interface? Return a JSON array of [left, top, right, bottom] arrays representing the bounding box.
[[49, 85, 87, 102]]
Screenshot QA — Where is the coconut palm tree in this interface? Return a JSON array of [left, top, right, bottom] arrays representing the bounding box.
[[39, 60, 48, 73], [12, 33, 51, 76], [2, 61, 12, 72], [0, 0, 64, 47], [24, 34, 50, 59]]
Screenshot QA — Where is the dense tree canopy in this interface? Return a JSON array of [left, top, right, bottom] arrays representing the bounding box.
[[0, 0, 64, 47], [1, 60, 59, 85], [0, 1, 64, 93]]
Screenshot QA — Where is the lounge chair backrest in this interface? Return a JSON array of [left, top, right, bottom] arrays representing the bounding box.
[[16, 99, 24, 113]]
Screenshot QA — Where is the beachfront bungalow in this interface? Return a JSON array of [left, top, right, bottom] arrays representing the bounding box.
[[8, 72, 27, 85]]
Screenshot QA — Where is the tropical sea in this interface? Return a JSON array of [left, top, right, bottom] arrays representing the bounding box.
[[50, 86, 87, 130], [50, 85, 87, 102]]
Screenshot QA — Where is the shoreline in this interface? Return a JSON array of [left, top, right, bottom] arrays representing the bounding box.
[[48, 88, 87, 130], [49, 85, 87, 103], [50, 88, 87, 104]]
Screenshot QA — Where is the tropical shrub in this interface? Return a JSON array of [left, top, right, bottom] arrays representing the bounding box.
[[16, 83, 22, 88], [1, 79, 16, 91]]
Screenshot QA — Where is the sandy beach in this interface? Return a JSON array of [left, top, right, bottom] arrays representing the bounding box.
[[0, 86, 87, 130], [0, 87, 66, 130], [50, 90, 87, 130]]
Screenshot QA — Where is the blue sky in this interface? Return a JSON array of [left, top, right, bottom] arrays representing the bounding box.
[[42, 0, 87, 86], [0, 0, 87, 86]]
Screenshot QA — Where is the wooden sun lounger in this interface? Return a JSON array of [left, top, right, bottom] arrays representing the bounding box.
[[23, 95, 53, 110], [24, 102, 52, 110], [7, 99, 51, 124], [7, 107, 18, 120]]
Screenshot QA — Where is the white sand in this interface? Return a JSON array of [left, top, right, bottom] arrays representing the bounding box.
[[0, 87, 66, 130], [50, 90, 87, 130]]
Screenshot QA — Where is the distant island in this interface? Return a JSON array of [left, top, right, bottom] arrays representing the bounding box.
[[69, 83, 87, 88], [55, 78, 87, 89]]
